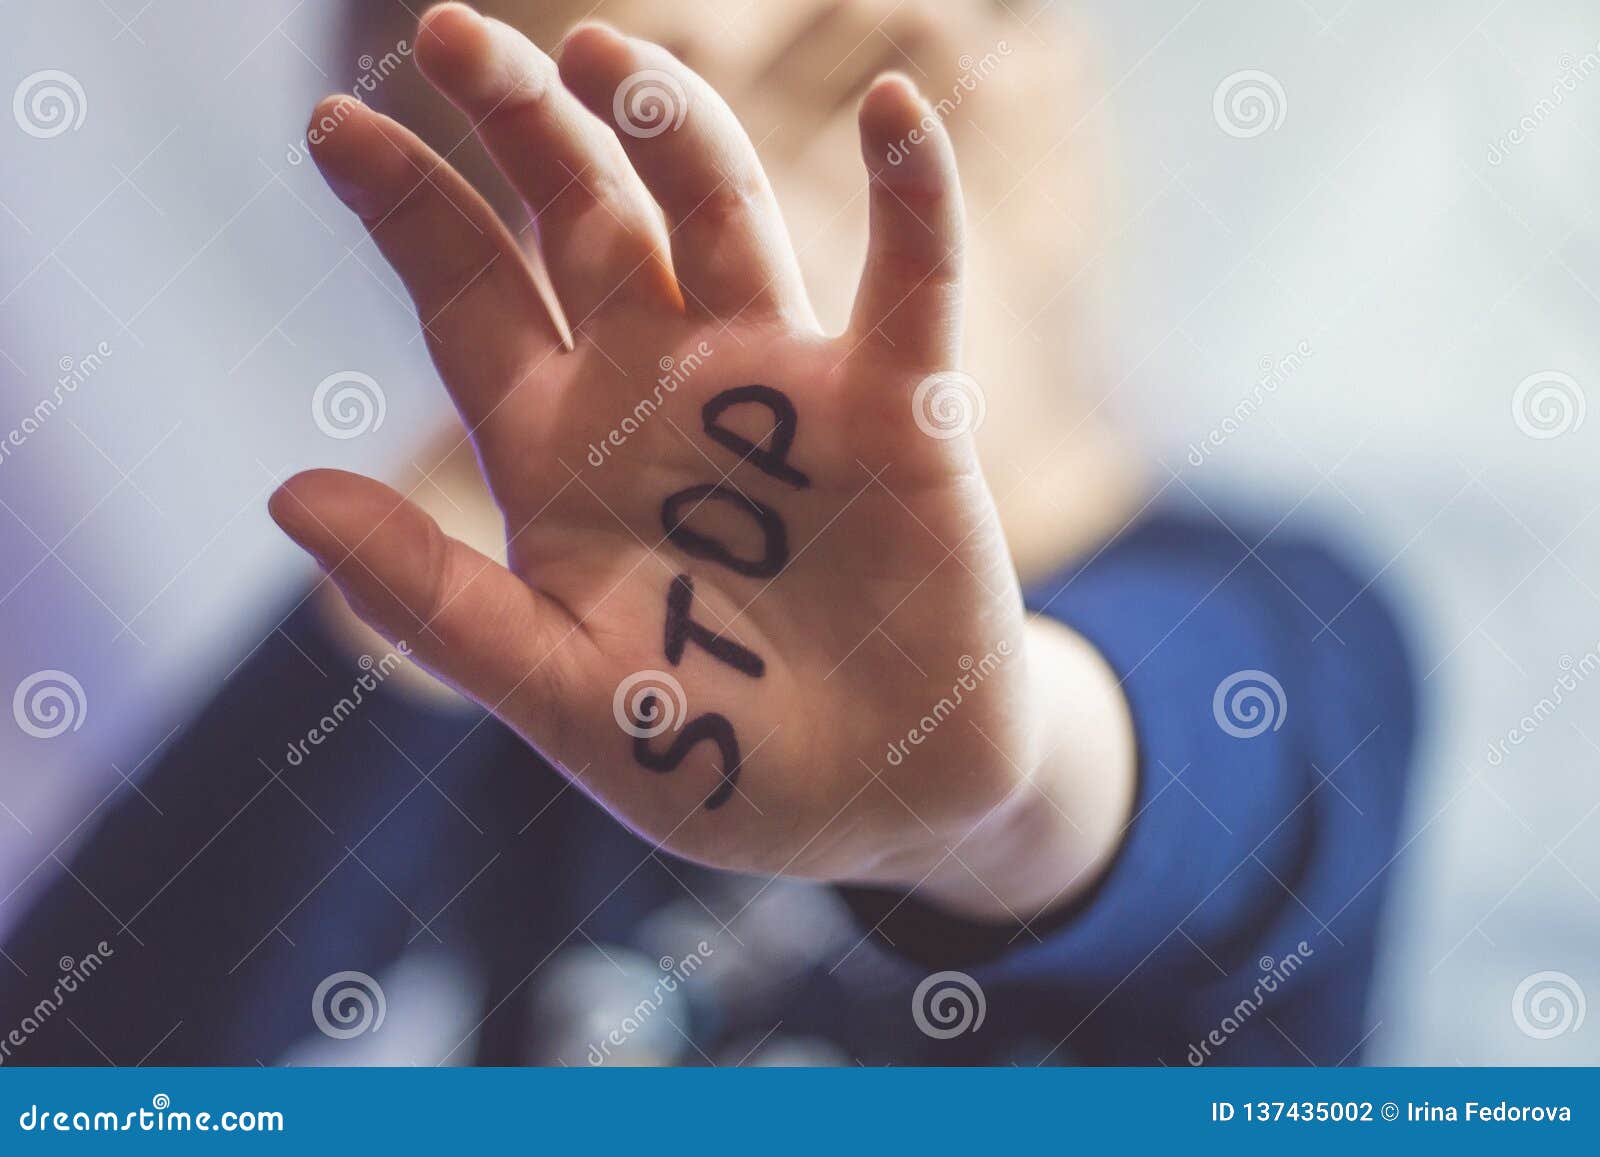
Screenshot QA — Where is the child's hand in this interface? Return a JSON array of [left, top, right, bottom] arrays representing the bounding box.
[[271, 4, 1134, 919]]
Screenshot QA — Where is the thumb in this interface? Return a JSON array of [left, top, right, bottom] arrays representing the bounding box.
[[268, 468, 578, 714]]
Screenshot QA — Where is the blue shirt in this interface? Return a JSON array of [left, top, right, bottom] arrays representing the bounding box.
[[848, 511, 1418, 1063], [0, 509, 1416, 1066]]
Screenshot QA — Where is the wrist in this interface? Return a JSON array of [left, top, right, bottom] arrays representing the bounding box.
[[895, 614, 1137, 924]]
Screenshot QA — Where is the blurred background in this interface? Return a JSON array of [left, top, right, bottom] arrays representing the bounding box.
[[0, 0, 1596, 1064]]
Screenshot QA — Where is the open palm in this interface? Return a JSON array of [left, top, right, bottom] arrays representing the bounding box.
[[272, 6, 1085, 892]]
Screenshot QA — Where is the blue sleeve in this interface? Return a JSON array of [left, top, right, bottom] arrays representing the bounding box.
[[842, 509, 1419, 1065]]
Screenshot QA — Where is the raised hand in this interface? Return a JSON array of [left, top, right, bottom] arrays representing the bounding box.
[[270, 4, 1133, 919]]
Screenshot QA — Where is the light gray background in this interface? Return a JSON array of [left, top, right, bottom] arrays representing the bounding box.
[[0, 0, 1595, 1063]]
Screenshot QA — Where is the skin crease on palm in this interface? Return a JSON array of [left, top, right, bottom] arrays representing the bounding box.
[[270, 4, 1135, 921]]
